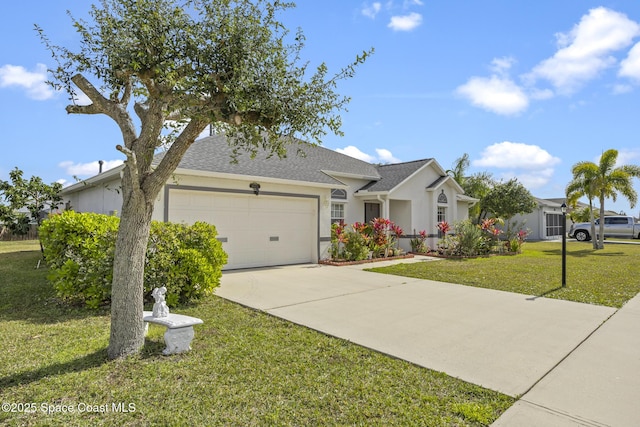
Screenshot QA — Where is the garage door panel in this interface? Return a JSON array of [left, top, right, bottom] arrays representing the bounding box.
[[168, 190, 316, 270]]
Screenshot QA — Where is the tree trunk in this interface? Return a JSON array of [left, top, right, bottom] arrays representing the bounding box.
[[597, 198, 605, 250], [589, 200, 597, 250], [106, 173, 154, 359]]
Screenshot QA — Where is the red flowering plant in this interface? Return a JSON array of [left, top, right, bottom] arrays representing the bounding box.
[[436, 220, 468, 256], [330, 220, 371, 261], [330, 218, 405, 260], [409, 229, 429, 253], [369, 217, 404, 257], [437, 221, 450, 235]]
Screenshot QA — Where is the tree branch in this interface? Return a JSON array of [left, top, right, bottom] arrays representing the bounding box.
[[143, 118, 209, 197], [116, 144, 140, 191], [67, 74, 138, 148]]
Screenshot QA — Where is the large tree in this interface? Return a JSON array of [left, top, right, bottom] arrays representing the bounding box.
[[39, 0, 371, 358], [480, 178, 536, 234], [568, 149, 640, 249]]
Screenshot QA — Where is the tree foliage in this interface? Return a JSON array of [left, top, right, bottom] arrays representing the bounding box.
[[0, 167, 62, 236], [480, 178, 537, 223], [38, 0, 371, 358], [445, 153, 495, 222]]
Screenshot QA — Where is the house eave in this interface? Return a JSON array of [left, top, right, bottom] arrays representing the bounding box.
[[173, 168, 347, 189], [321, 169, 381, 181], [60, 164, 125, 195]]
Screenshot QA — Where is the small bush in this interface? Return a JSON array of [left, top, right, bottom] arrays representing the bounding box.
[[39, 211, 118, 308], [40, 211, 227, 308], [146, 221, 228, 306]]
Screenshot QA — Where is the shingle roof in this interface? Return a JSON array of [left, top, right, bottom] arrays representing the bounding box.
[[153, 134, 380, 186], [358, 159, 433, 192]]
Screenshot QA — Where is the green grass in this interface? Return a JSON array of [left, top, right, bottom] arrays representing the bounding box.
[[0, 241, 514, 426], [369, 241, 640, 308]]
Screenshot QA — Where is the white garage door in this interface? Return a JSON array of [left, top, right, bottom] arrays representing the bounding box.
[[168, 189, 317, 270]]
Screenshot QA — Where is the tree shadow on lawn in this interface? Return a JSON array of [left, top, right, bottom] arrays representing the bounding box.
[[0, 298, 110, 325], [0, 338, 174, 390], [0, 349, 108, 389], [541, 248, 624, 258]]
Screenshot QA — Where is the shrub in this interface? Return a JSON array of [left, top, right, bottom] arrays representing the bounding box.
[[146, 221, 227, 305], [39, 211, 118, 308], [330, 218, 403, 261], [410, 230, 428, 253], [330, 221, 370, 261], [40, 211, 227, 308]]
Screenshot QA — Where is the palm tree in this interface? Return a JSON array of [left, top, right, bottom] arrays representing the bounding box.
[[567, 149, 640, 249], [566, 165, 598, 249], [447, 153, 496, 222], [446, 153, 470, 187]]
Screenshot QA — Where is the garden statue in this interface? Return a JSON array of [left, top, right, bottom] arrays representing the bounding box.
[[152, 286, 169, 318]]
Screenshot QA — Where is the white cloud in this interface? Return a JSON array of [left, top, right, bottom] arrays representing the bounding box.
[[525, 7, 640, 94], [614, 148, 640, 167], [473, 142, 560, 189], [511, 168, 556, 190], [490, 56, 516, 76], [336, 146, 376, 163], [612, 83, 633, 94], [388, 12, 422, 31], [336, 146, 400, 164], [59, 159, 124, 177], [456, 75, 529, 116], [361, 2, 382, 19], [619, 42, 640, 81], [375, 148, 400, 164], [474, 141, 560, 170], [0, 63, 55, 100]]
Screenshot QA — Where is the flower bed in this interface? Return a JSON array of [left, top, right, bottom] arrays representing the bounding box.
[[320, 253, 414, 266]]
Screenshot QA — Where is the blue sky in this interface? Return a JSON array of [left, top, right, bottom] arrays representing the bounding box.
[[2, 1, 640, 216]]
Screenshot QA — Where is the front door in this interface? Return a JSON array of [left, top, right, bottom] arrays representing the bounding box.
[[364, 202, 381, 223]]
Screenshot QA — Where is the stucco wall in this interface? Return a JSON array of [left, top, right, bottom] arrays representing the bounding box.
[[63, 177, 122, 216]]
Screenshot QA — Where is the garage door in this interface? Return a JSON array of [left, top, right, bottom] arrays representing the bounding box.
[[167, 189, 317, 270]]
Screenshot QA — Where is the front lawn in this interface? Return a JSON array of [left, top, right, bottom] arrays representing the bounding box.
[[0, 241, 513, 426], [369, 241, 640, 308]]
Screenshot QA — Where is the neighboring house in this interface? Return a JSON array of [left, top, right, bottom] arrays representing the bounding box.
[[61, 135, 477, 269], [510, 198, 566, 241]]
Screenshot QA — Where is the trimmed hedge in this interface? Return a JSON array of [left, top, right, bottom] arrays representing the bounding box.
[[39, 211, 227, 309]]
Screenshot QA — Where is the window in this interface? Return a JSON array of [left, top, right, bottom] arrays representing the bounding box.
[[437, 190, 448, 204], [331, 203, 345, 224], [331, 189, 347, 200], [605, 217, 629, 225], [437, 206, 447, 237], [546, 213, 563, 237]]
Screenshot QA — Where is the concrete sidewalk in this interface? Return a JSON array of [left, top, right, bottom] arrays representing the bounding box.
[[216, 257, 636, 425], [493, 291, 640, 426]]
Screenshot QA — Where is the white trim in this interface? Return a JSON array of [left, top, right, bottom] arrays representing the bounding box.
[[172, 167, 347, 189]]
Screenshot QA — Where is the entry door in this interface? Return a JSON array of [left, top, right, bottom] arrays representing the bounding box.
[[364, 202, 380, 223]]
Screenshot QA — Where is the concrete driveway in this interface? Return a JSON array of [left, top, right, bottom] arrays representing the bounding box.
[[216, 257, 638, 425]]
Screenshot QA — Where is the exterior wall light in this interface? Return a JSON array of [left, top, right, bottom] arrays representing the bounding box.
[[249, 182, 261, 195]]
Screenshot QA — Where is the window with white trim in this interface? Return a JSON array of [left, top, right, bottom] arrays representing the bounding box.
[[437, 206, 447, 237], [331, 203, 345, 224]]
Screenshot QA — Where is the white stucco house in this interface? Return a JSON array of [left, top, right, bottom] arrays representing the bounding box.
[[509, 198, 567, 241], [61, 135, 477, 269]]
